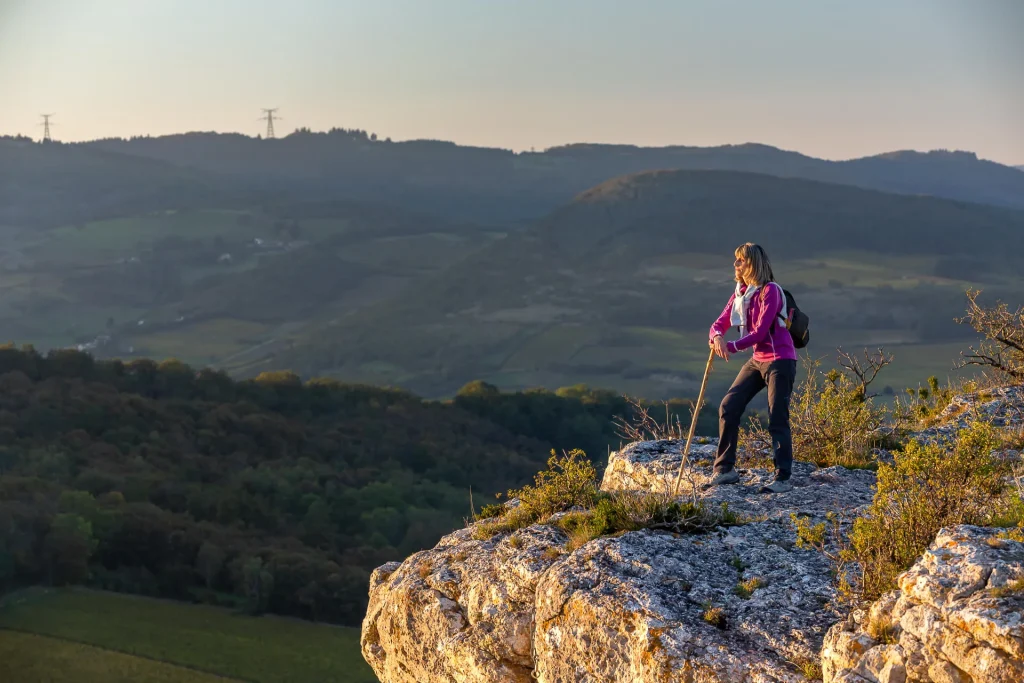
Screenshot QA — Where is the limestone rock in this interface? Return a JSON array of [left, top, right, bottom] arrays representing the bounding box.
[[362, 439, 879, 683], [533, 524, 842, 682], [824, 526, 1024, 683], [601, 438, 878, 525], [907, 385, 1024, 447], [361, 523, 568, 682]]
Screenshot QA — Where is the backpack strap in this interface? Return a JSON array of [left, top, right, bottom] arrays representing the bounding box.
[[769, 282, 787, 331]]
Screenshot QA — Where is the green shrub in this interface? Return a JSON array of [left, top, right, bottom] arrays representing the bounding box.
[[555, 493, 739, 550], [902, 375, 957, 426], [794, 658, 823, 681], [474, 503, 504, 520], [791, 513, 827, 551], [472, 449, 599, 539], [472, 450, 740, 545], [744, 350, 905, 470], [849, 421, 1016, 599], [732, 576, 765, 599], [702, 605, 727, 629]]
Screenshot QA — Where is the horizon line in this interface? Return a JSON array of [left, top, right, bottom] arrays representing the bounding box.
[[0, 128, 1012, 167]]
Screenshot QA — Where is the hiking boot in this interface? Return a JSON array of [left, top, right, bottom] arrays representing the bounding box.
[[702, 470, 740, 490], [758, 478, 793, 494]]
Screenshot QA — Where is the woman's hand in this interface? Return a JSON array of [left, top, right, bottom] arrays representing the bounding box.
[[711, 335, 730, 362]]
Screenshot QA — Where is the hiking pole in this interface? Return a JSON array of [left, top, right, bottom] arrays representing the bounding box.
[[672, 346, 715, 497]]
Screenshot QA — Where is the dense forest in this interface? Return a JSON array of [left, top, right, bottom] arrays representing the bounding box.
[[0, 345, 711, 625]]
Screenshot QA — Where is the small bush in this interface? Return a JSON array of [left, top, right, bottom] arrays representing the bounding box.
[[743, 350, 905, 470], [702, 605, 727, 629], [474, 503, 504, 521], [795, 659, 823, 681], [472, 449, 599, 539], [791, 514, 826, 551], [902, 375, 956, 426], [733, 576, 765, 599], [473, 449, 740, 545], [556, 493, 739, 551], [849, 421, 1015, 599]]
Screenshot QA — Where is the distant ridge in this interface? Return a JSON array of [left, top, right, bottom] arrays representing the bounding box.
[[7, 132, 1024, 230], [76, 134, 1024, 222]]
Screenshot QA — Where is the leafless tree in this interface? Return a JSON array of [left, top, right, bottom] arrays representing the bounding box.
[[955, 289, 1024, 381]]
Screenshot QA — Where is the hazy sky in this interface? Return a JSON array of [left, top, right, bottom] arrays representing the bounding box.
[[1, 0, 1021, 164]]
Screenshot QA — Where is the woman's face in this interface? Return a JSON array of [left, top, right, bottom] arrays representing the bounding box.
[[734, 254, 750, 284]]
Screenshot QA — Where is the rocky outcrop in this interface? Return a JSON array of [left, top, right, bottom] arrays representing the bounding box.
[[901, 385, 1024, 448], [361, 381, 1024, 683], [822, 526, 1024, 683], [599, 439, 877, 522], [361, 440, 878, 682]]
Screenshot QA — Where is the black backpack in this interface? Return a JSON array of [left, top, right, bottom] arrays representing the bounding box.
[[774, 284, 810, 348]]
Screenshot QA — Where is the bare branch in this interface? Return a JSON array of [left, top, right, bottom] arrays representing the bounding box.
[[836, 347, 894, 400]]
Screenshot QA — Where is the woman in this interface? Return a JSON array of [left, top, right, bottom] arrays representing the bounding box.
[[706, 242, 797, 494]]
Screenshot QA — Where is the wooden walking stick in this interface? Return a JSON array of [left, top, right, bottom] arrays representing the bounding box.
[[672, 346, 715, 497]]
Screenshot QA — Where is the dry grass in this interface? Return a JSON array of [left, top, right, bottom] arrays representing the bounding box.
[[796, 658, 823, 681], [990, 577, 1024, 599], [701, 605, 727, 630], [866, 615, 900, 644], [732, 576, 766, 599]]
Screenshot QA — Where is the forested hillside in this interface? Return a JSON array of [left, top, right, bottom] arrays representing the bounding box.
[[0, 345, 704, 625], [6, 133, 1023, 234], [274, 170, 1024, 398]]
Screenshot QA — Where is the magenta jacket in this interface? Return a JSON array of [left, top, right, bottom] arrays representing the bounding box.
[[709, 282, 798, 363]]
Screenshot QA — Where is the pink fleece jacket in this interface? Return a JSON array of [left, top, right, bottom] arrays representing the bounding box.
[[709, 282, 798, 362]]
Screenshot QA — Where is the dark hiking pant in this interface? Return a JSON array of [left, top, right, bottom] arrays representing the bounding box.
[[714, 358, 797, 480]]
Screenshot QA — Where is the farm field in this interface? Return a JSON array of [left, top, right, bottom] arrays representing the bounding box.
[[0, 589, 377, 683]]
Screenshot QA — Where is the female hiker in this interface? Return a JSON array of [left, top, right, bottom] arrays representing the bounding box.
[[706, 242, 797, 494]]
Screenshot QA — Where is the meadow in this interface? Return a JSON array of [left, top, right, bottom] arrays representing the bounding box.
[[0, 589, 377, 683]]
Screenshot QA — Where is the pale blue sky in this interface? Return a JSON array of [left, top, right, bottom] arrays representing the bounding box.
[[1, 0, 1021, 164]]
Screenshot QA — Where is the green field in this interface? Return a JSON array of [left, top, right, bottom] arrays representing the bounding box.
[[0, 589, 377, 683], [0, 631, 241, 683]]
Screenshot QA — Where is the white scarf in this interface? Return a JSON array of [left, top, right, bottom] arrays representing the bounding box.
[[731, 282, 787, 338], [731, 282, 760, 338]]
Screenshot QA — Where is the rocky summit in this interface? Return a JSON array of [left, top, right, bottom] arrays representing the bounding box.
[[360, 384, 1024, 682], [361, 439, 878, 682]]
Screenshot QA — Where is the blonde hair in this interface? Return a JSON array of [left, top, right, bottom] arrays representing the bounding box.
[[734, 242, 775, 286]]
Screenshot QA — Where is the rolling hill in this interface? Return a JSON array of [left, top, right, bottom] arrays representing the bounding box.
[[74, 133, 1024, 225], [0, 138, 228, 229], [267, 170, 1024, 398]]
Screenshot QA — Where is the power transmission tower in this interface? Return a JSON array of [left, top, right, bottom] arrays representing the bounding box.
[[260, 108, 281, 139], [40, 113, 55, 143]]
